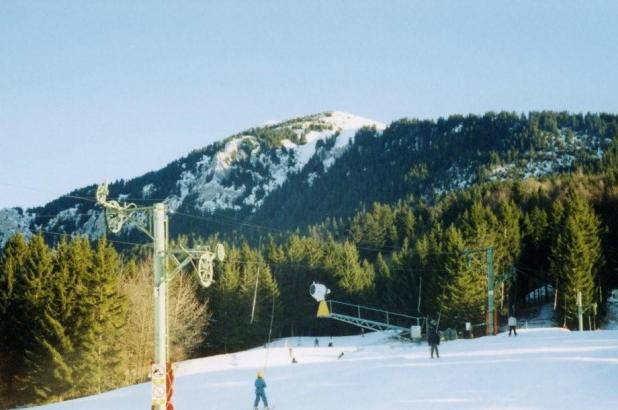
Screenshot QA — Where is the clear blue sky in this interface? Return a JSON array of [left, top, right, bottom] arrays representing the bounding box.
[[1, 1, 617, 209]]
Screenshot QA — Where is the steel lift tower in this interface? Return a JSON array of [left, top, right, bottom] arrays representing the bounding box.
[[96, 183, 224, 410]]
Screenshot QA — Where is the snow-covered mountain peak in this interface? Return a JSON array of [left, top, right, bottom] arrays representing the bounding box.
[[275, 111, 385, 145], [166, 111, 385, 214], [322, 111, 386, 132], [269, 111, 385, 170]]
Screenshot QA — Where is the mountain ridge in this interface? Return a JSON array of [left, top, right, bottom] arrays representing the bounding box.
[[1, 110, 616, 246], [0, 111, 385, 245]]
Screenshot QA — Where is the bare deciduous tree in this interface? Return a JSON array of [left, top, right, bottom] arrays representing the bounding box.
[[121, 258, 210, 384]]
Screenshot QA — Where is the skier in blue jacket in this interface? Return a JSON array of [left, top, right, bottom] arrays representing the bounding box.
[[254, 371, 269, 410]]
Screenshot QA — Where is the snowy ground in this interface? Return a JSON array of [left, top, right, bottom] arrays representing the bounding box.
[[34, 327, 618, 410]]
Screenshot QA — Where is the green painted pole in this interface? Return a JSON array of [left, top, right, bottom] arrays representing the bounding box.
[[487, 247, 495, 335], [153, 203, 167, 409], [577, 290, 583, 332]]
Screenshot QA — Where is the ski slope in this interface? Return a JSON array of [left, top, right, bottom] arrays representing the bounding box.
[[35, 328, 618, 410]]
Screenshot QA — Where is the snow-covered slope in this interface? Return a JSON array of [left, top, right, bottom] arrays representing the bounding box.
[[34, 328, 618, 410]]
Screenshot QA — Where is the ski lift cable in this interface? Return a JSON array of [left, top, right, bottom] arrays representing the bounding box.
[[262, 292, 276, 374], [220, 258, 451, 275], [0, 182, 247, 231], [513, 265, 548, 282], [250, 234, 263, 324], [4, 181, 507, 260], [250, 264, 260, 324], [33, 187, 409, 253], [171, 210, 453, 257], [35, 228, 149, 248], [0, 181, 98, 203], [5, 181, 463, 258]]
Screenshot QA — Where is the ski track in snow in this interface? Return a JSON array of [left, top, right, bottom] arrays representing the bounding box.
[[34, 328, 618, 410]]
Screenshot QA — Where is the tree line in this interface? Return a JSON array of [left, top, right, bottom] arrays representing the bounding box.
[[0, 173, 614, 407], [0, 235, 206, 408]]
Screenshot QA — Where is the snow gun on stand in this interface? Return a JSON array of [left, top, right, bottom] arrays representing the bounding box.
[[309, 282, 425, 337], [310, 282, 331, 317]]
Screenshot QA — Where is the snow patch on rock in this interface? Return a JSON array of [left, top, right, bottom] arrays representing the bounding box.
[[142, 184, 155, 198], [0, 208, 34, 246]]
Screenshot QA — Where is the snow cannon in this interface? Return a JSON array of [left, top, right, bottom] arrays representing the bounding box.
[[310, 282, 330, 302], [310, 282, 331, 318]]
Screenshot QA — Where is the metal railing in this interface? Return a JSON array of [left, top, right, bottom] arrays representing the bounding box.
[[325, 300, 425, 333]]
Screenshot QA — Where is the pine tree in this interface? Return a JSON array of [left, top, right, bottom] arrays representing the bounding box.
[[395, 203, 415, 245], [50, 236, 97, 399], [522, 207, 550, 262], [456, 199, 522, 315], [496, 199, 522, 268], [417, 222, 448, 317], [31, 236, 83, 402], [16, 234, 57, 403], [348, 203, 397, 260], [208, 246, 245, 352], [602, 136, 618, 185], [0, 233, 29, 407], [374, 252, 390, 302], [440, 226, 485, 328], [385, 238, 417, 313], [495, 200, 522, 312], [75, 237, 127, 395], [323, 240, 374, 296], [549, 193, 602, 328], [277, 235, 323, 338]]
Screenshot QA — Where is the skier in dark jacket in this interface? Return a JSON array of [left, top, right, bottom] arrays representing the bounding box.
[[254, 371, 269, 410], [427, 327, 440, 358]]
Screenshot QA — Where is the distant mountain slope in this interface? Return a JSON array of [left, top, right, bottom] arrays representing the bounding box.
[[253, 111, 617, 228], [1, 111, 617, 246]]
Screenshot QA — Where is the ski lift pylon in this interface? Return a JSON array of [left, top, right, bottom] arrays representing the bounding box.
[[197, 252, 215, 287], [95, 182, 138, 233]]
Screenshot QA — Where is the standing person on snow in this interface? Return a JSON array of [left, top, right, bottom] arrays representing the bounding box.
[[427, 327, 440, 358], [254, 371, 269, 410], [508, 315, 518, 336]]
